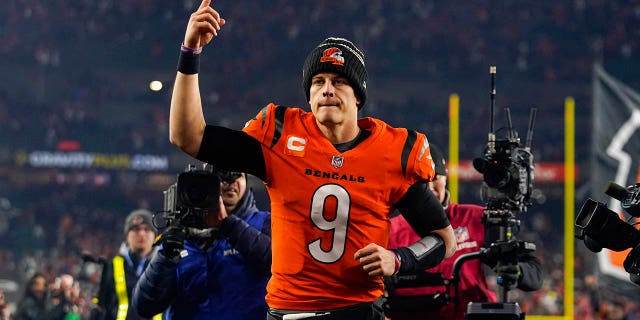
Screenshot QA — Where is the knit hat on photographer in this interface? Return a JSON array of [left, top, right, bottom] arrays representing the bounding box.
[[302, 37, 368, 109], [124, 209, 157, 236]]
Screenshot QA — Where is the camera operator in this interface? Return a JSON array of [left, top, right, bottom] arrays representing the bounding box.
[[95, 209, 160, 320], [385, 144, 543, 320], [132, 169, 271, 320]]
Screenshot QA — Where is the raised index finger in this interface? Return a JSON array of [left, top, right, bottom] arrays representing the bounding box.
[[198, 0, 211, 9]]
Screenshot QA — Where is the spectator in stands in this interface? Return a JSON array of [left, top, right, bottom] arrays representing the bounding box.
[[0, 289, 12, 320], [14, 272, 68, 320], [603, 299, 634, 320]]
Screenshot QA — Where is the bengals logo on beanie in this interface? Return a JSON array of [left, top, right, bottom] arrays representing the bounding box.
[[320, 47, 345, 66], [302, 37, 368, 109]]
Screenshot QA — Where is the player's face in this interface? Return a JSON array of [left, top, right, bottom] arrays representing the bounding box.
[[308, 73, 359, 126]]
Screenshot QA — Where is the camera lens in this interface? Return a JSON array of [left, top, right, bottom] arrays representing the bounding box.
[[177, 172, 220, 209], [185, 182, 209, 203], [484, 165, 510, 189]]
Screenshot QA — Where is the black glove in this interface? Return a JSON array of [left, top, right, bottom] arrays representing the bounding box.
[[160, 226, 187, 261], [496, 262, 521, 289]]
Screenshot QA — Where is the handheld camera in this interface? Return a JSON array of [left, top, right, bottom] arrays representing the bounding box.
[[160, 164, 220, 229], [576, 181, 640, 285]]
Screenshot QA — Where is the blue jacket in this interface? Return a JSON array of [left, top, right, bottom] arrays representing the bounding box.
[[132, 190, 271, 320]]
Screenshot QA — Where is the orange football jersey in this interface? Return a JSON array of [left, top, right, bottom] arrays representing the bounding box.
[[243, 103, 435, 310]]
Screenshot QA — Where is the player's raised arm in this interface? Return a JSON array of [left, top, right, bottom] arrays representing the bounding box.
[[169, 0, 226, 157]]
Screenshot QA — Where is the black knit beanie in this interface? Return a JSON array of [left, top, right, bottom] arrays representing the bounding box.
[[302, 37, 368, 109]]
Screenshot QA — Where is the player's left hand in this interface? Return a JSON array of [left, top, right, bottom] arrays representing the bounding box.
[[354, 243, 396, 276]]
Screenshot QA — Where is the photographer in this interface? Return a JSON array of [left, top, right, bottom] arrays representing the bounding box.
[[385, 144, 543, 320], [95, 209, 160, 320], [132, 168, 271, 320]]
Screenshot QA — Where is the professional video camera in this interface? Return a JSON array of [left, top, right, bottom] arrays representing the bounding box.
[[385, 67, 539, 320], [472, 129, 534, 215], [160, 164, 220, 229], [576, 181, 640, 285], [472, 68, 535, 216], [467, 66, 538, 319]]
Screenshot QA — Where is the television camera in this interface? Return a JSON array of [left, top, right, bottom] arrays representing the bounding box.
[[386, 66, 538, 320], [466, 66, 538, 319], [576, 181, 640, 285], [158, 164, 221, 230]]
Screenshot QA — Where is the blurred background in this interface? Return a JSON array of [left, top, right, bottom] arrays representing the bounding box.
[[1, 0, 639, 318]]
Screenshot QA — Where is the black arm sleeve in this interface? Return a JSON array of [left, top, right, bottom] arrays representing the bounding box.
[[393, 182, 451, 273], [131, 252, 178, 317], [219, 214, 272, 276], [395, 182, 450, 236], [197, 125, 267, 180]]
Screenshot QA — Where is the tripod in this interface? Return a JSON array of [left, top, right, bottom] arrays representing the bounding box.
[[462, 211, 535, 320]]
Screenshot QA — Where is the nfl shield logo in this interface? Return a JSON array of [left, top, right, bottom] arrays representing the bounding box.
[[331, 155, 344, 168], [454, 227, 469, 243]]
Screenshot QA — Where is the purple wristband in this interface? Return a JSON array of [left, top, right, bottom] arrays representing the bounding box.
[[180, 43, 202, 55]]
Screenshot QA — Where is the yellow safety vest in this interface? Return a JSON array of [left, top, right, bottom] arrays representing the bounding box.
[[112, 256, 162, 320]]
